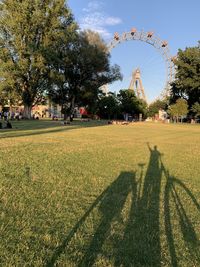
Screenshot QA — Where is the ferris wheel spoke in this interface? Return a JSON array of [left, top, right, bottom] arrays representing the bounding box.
[[104, 28, 175, 98]]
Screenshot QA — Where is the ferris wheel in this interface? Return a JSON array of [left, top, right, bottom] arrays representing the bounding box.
[[105, 28, 176, 98]]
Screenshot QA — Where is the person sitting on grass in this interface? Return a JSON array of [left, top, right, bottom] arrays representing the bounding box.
[[6, 121, 12, 129]]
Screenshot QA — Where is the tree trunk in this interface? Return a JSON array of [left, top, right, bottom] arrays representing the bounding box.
[[71, 96, 75, 113], [61, 104, 67, 121], [64, 113, 67, 121], [70, 96, 75, 121], [23, 105, 32, 119]]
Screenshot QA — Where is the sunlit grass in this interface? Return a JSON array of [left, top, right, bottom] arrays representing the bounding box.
[[0, 120, 200, 266]]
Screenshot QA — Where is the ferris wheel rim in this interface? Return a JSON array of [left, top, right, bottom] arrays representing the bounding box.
[[106, 29, 175, 96]]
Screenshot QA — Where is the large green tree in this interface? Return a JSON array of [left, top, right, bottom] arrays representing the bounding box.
[[0, 0, 76, 118], [170, 42, 200, 107], [49, 30, 122, 119], [168, 98, 188, 122], [117, 89, 147, 119], [97, 93, 120, 120], [191, 102, 200, 119]]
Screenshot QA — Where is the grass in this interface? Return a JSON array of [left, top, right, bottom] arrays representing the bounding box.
[[0, 120, 200, 266]]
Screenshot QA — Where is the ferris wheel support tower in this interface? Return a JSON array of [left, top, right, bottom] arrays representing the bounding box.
[[129, 68, 147, 102]]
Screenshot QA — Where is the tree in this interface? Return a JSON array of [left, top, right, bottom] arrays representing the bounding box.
[[97, 93, 120, 120], [117, 89, 137, 115], [168, 98, 188, 122], [148, 98, 168, 117], [191, 102, 200, 119], [0, 0, 76, 118], [117, 89, 147, 120], [49, 30, 122, 119], [136, 98, 148, 119], [170, 42, 200, 107], [48, 73, 71, 120]]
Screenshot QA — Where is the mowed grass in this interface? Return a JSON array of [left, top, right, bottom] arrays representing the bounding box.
[[0, 120, 200, 267]]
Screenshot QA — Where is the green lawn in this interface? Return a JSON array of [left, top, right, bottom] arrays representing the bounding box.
[[0, 120, 200, 267]]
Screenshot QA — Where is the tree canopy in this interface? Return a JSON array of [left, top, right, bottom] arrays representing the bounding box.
[[148, 98, 168, 117], [48, 30, 122, 119], [97, 93, 120, 120], [117, 89, 147, 119], [191, 102, 200, 119], [0, 0, 76, 118], [170, 42, 200, 107], [168, 98, 188, 122]]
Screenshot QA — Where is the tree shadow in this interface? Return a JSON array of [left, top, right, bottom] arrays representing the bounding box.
[[0, 119, 108, 139], [47, 145, 200, 266]]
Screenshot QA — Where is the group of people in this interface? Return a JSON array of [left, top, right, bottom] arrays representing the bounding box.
[[0, 110, 16, 130], [0, 110, 23, 121]]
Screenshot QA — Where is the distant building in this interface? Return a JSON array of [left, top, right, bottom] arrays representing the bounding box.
[[158, 109, 167, 120]]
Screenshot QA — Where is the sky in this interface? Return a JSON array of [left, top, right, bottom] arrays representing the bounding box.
[[68, 0, 200, 102]]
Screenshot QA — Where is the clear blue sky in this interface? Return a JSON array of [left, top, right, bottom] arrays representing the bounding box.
[[68, 0, 200, 102]]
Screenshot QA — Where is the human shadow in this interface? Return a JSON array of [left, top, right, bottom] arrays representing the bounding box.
[[115, 144, 163, 267], [78, 172, 137, 267], [47, 145, 200, 266]]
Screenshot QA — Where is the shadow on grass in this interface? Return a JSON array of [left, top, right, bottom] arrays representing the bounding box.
[[163, 164, 200, 267], [47, 145, 200, 267], [0, 119, 108, 139], [114, 144, 163, 267], [47, 171, 136, 267]]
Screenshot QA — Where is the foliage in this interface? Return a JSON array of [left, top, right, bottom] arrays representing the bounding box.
[[117, 89, 147, 118], [49, 30, 122, 119], [170, 42, 200, 107], [97, 93, 120, 119], [148, 98, 168, 117], [137, 98, 148, 118], [168, 98, 188, 122], [117, 89, 137, 115], [0, 0, 76, 118], [0, 86, 21, 107], [191, 102, 200, 118]]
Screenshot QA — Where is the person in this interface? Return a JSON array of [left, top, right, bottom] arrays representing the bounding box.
[[42, 110, 46, 118], [4, 111, 8, 120], [19, 112, 23, 120], [6, 121, 12, 129], [15, 111, 19, 120], [11, 111, 15, 120], [34, 112, 40, 120], [70, 114, 73, 122]]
